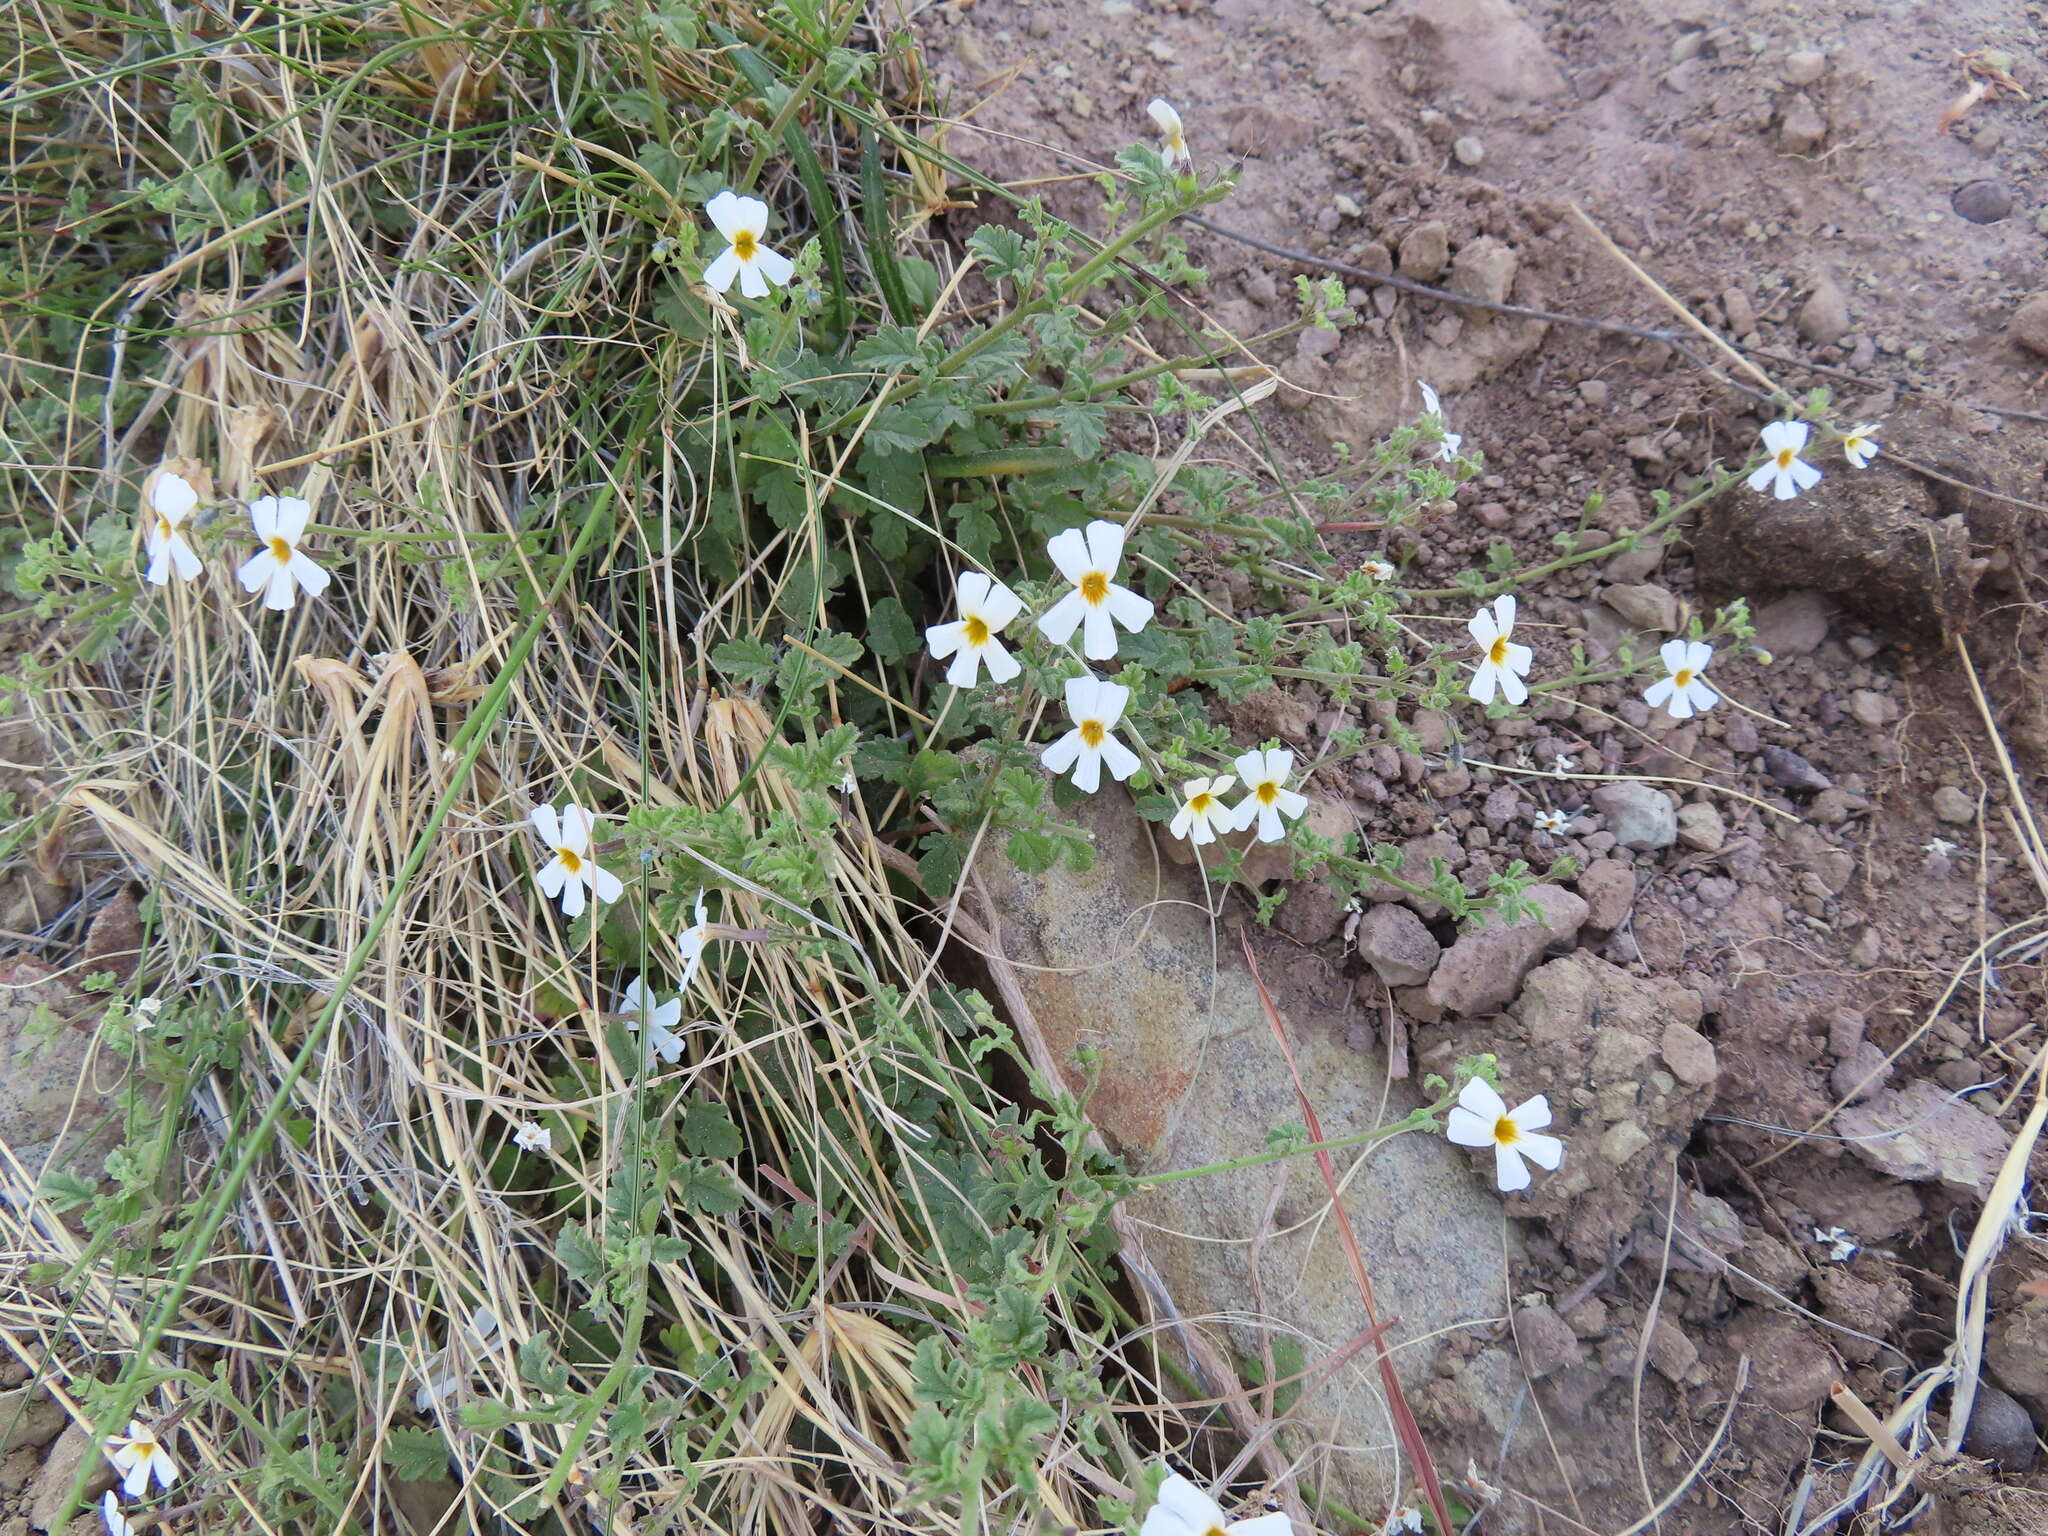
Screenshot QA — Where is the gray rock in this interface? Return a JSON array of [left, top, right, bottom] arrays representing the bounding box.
[[1952, 180, 2013, 225], [1780, 93, 1828, 155], [2014, 293, 2048, 358], [1830, 1040, 1893, 1104], [1932, 786, 1976, 825], [1963, 1381, 2040, 1473], [1274, 877, 1347, 944], [1675, 802, 1725, 853], [1360, 831, 1461, 917], [1752, 591, 1831, 655], [1721, 287, 1757, 337], [1604, 538, 1666, 584], [1425, 885, 1588, 1016], [1782, 49, 1827, 85], [976, 787, 1506, 1512], [1665, 1188, 1744, 1274], [1452, 135, 1485, 167], [1397, 220, 1450, 281], [0, 961, 97, 1176], [1987, 1306, 2048, 1422], [1354, 903, 1441, 988], [30, 1424, 114, 1532], [1449, 236, 1517, 307], [1762, 745, 1832, 792], [1837, 1080, 2009, 1195], [1574, 859, 1635, 932], [0, 1386, 65, 1454], [1797, 273, 1849, 345], [1661, 1019, 1718, 1087], [1515, 1304, 1583, 1377], [1590, 782, 1677, 849], [1847, 688, 1897, 728], [1602, 582, 1678, 633]]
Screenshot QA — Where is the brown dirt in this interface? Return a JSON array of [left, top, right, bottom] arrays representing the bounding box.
[[922, 0, 2048, 1530]]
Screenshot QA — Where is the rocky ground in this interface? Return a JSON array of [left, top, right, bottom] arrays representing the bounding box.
[[925, 0, 2048, 1530]]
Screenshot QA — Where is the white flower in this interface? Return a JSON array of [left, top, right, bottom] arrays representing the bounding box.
[[1360, 557, 1396, 581], [1229, 748, 1308, 843], [1747, 420, 1821, 500], [234, 495, 331, 610], [1925, 837, 1959, 859], [101, 1491, 134, 1536], [1812, 1225, 1859, 1262], [131, 997, 162, 1033], [142, 471, 203, 585], [1550, 753, 1574, 778], [1532, 809, 1568, 834], [1466, 593, 1532, 707], [512, 1121, 551, 1154], [1643, 639, 1719, 720], [530, 803, 624, 919], [1841, 423, 1881, 469], [413, 1305, 499, 1413], [621, 975, 685, 1065], [1140, 1469, 1293, 1536], [925, 571, 1024, 688], [1445, 1076, 1564, 1193], [104, 1419, 176, 1498], [1383, 1508, 1425, 1536], [676, 892, 711, 991], [1036, 519, 1155, 661], [1147, 98, 1190, 167], [1417, 380, 1462, 462], [1169, 775, 1237, 845], [1040, 674, 1141, 793], [701, 191, 793, 299]]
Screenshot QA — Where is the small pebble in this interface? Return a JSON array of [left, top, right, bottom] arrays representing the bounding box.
[[1952, 180, 2013, 225], [1932, 786, 1976, 825], [1782, 49, 1826, 86], [1452, 135, 1485, 166]]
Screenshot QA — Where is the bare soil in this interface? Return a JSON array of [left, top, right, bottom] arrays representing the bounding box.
[[922, 0, 2048, 1528]]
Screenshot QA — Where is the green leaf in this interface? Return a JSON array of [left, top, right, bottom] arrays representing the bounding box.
[[679, 1100, 744, 1160], [674, 1160, 745, 1217], [1049, 403, 1107, 460], [851, 324, 930, 374], [383, 1427, 451, 1482], [556, 1223, 604, 1294], [37, 1169, 96, 1212], [966, 224, 1031, 283], [710, 636, 777, 687], [867, 596, 919, 662]]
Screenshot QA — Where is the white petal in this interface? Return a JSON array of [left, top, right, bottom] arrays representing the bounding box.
[[1092, 680, 1132, 726], [1510, 1094, 1552, 1132], [272, 496, 312, 542], [1140, 1510, 1193, 1536], [1665, 684, 1696, 720], [1467, 661, 1500, 705], [531, 804, 562, 846], [1041, 730, 1083, 778], [1659, 638, 1689, 674], [1684, 640, 1714, 674], [1228, 1515, 1297, 1536], [1081, 602, 1118, 660], [982, 640, 1022, 683], [752, 244, 794, 288], [926, 619, 966, 660], [1255, 803, 1285, 843], [945, 646, 983, 688], [1643, 676, 1677, 711], [1105, 582, 1155, 634], [535, 858, 568, 898], [1418, 381, 1441, 416], [1082, 518, 1126, 574], [236, 549, 278, 594], [1146, 99, 1183, 138], [169, 535, 202, 581], [1493, 593, 1517, 633], [1790, 458, 1822, 491], [1098, 734, 1141, 782], [1682, 676, 1720, 713], [1070, 743, 1104, 794], [1445, 1105, 1495, 1148], [1036, 589, 1086, 646], [1519, 1131, 1565, 1171], [1497, 667, 1530, 708], [1759, 419, 1802, 453], [590, 865, 624, 905], [978, 578, 1024, 630], [152, 472, 197, 520], [1045, 526, 1092, 584], [1457, 1076, 1508, 1122], [1232, 749, 1266, 784], [557, 873, 586, 919], [1273, 788, 1307, 818], [1746, 461, 1776, 494], [1467, 608, 1500, 648], [1504, 642, 1533, 677], [1494, 1142, 1531, 1192], [145, 542, 171, 586], [558, 804, 593, 854], [705, 190, 747, 240], [1170, 805, 1194, 839], [702, 247, 742, 293], [1157, 1474, 1230, 1532], [288, 549, 330, 598], [264, 561, 297, 610], [737, 258, 769, 300], [121, 1460, 150, 1500], [954, 570, 993, 611], [248, 495, 279, 540]]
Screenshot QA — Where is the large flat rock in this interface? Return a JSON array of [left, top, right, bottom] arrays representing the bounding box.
[[976, 791, 1508, 1509]]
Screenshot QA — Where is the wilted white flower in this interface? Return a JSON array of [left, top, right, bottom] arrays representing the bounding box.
[[1383, 1508, 1425, 1536], [512, 1121, 551, 1154], [1036, 519, 1154, 660], [1445, 1076, 1564, 1193], [621, 975, 685, 1065], [1812, 1225, 1859, 1263], [142, 471, 203, 585], [1360, 557, 1396, 581], [1532, 809, 1569, 835], [1040, 674, 1140, 793], [1229, 747, 1308, 843], [1467, 594, 1532, 707], [675, 892, 711, 991], [104, 1419, 176, 1498], [925, 571, 1024, 688], [1924, 837, 1959, 859], [101, 1490, 135, 1536], [1147, 98, 1190, 167], [1169, 775, 1237, 846], [1551, 753, 1575, 778], [236, 495, 331, 610], [1841, 423, 1881, 470], [413, 1305, 500, 1413], [1417, 380, 1462, 462], [1140, 1468, 1292, 1536], [1747, 420, 1821, 500], [701, 191, 793, 298], [1643, 639, 1719, 720], [530, 803, 624, 919]]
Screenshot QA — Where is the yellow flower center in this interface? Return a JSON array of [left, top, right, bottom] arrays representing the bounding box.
[[269, 535, 292, 562], [733, 229, 757, 261], [1776, 448, 1795, 470], [1080, 571, 1109, 604], [1078, 719, 1105, 748], [155, 516, 173, 540], [963, 614, 990, 647], [559, 848, 582, 874], [1673, 668, 1694, 688], [1256, 781, 1278, 804], [1188, 792, 1215, 816], [1488, 635, 1509, 666], [1494, 1116, 1520, 1146]]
